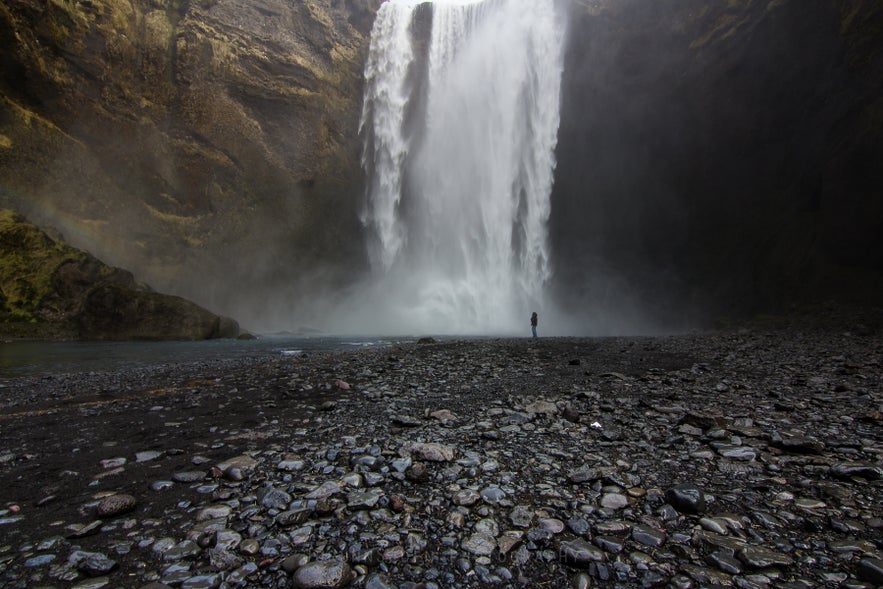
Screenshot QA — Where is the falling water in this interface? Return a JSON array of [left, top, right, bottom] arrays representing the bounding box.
[[356, 0, 564, 335]]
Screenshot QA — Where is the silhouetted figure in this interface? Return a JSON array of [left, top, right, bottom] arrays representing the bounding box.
[[530, 311, 538, 338]]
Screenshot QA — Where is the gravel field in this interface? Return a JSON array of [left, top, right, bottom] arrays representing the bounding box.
[[0, 307, 881, 589]]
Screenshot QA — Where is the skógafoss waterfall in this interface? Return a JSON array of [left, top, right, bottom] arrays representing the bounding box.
[[354, 0, 564, 335]]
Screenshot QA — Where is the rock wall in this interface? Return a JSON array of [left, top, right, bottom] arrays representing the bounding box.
[[0, 0, 380, 328], [550, 0, 883, 327], [0, 0, 880, 332]]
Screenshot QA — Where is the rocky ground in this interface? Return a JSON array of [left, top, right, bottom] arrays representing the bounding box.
[[0, 307, 882, 589]]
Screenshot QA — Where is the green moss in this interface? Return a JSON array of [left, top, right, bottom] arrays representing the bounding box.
[[0, 209, 87, 321]]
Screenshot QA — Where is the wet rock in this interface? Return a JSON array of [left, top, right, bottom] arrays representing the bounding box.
[[737, 545, 794, 568], [216, 455, 258, 477], [70, 550, 117, 576], [136, 450, 163, 462], [665, 484, 707, 514], [559, 539, 606, 567], [631, 524, 666, 547], [857, 558, 883, 586], [291, 559, 353, 589], [462, 533, 496, 556], [260, 487, 292, 510], [830, 463, 883, 481], [453, 488, 481, 506]]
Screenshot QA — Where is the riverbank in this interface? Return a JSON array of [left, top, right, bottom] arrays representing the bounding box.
[[0, 308, 881, 588]]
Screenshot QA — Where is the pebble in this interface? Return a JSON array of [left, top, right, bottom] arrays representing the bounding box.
[[291, 559, 353, 589], [95, 494, 137, 518]]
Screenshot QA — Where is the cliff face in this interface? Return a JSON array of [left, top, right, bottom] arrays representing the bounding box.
[[1, 0, 880, 332], [551, 0, 883, 325], [0, 0, 380, 326]]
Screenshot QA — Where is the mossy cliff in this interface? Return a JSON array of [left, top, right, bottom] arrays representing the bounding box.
[[0, 209, 238, 339], [0, 0, 380, 326]]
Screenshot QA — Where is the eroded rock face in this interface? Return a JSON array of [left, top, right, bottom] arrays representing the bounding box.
[[0, 0, 381, 319]]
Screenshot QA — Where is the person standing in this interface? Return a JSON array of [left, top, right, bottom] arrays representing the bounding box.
[[530, 311, 538, 338]]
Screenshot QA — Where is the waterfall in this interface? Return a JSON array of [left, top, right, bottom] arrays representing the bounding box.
[[356, 0, 564, 335]]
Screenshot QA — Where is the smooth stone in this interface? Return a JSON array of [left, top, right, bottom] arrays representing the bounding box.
[[305, 481, 342, 500], [282, 553, 311, 573], [408, 442, 456, 462], [164, 540, 201, 561], [181, 574, 222, 589], [278, 459, 306, 472], [452, 489, 481, 506], [480, 486, 506, 504], [382, 545, 404, 561], [737, 545, 794, 568], [150, 481, 175, 491], [99, 458, 126, 469], [216, 455, 259, 475], [136, 450, 163, 462], [498, 530, 524, 554], [227, 562, 259, 585], [152, 537, 177, 554], [831, 463, 882, 481], [215, 530, 242, 552], [593, 536, 624, 554], [571, 571, 592, 589], [462, 533, 496, 556], [567, 516, 591, 537], [261, 487, 293, 510], [510, 505, 535, 528], [631, 524, 666, 547], [24, 554, 57, 567], [525, 400, 558, 416], [277, 507, 313, 527], [172, 471, 206, 483], [196, 505, 232, 521], [96, 494, 137, 518], [595, 520, 630, 534], [291, 559, 353, 589], [70, 550, 118, 576], [699, 517, 728, 535], [66, 520, 104, 538], [708, 550, 743, 574], [600, 493, 628, 510], [475, 518, 500, 537], [665, 484, 707, 514], [857, 558, 883, 586], [347, 488, 384, 509], [365, 573, 397, 589], [716, 445, 759, 460], [538, 518, 565, 534], [559, 539, 606, 567]]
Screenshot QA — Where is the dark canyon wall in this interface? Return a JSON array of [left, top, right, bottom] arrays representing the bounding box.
[[0, 0, 379, 328], [0, 0, 880, 331], [551, 0, 883, 327]]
